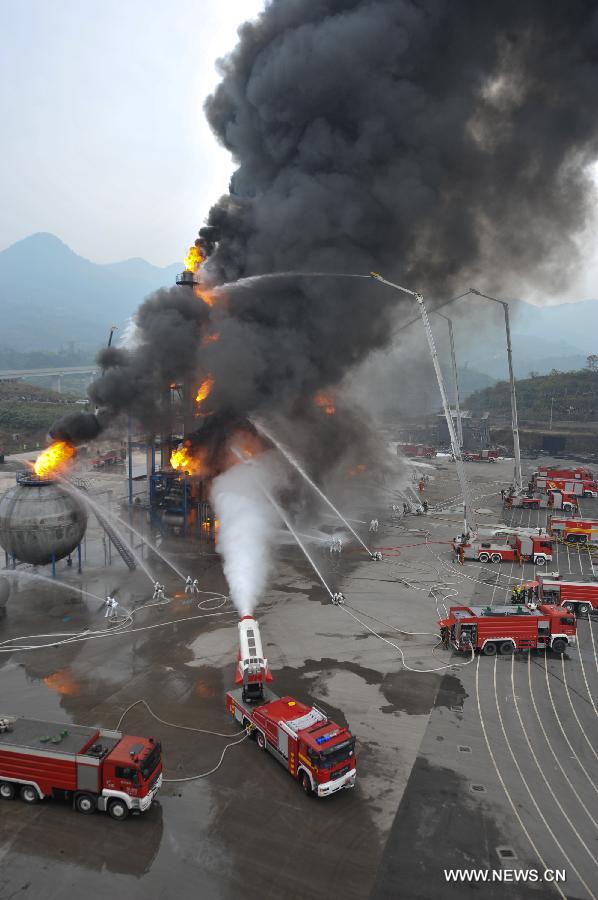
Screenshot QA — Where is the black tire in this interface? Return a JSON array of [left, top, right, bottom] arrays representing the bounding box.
[[535, 556, 546, 566], [490, 553, 502, 563], [563, 602, 575, 612], [578, 535, 588, 544], [478, 553, 490, 563], [551, 638, 567, 655], [500, 641, 514, 655], [107, 798, 129, 821], [256, 732, 266, 750], [578, 603, 591, 616], [20, 785, 39, 804], [75, 793, 96, 815], [0, 781, 16, 800], [483, 642, 497, 656], [301, 771, 313, 796]]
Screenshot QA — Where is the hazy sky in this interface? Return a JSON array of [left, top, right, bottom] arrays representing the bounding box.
[[0, 0, 265, 267], [1, 1, 596, 302]]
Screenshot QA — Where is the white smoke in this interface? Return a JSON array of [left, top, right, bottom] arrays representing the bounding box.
[[210, 451, 287, 617]]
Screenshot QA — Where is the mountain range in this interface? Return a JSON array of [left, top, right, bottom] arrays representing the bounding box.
[[0, 233, 596, 388], [0, 232, 181, 353]]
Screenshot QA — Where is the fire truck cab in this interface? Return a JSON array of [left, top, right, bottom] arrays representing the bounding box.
[[439, 604, 576, 655]]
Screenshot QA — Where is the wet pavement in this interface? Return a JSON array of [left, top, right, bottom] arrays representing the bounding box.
[[0, 455, 597, 899]]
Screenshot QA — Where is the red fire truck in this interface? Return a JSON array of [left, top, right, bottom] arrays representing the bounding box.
[[226, 688, 356, 797], [548, 515, 598, 544], [0, 716, 162, 819], [536, 466, 593, 480], [521, 577, 598, 616], [504, 490, 577, 512], [463, 449, 499, 463], [454, 533, 553, 565], [92, 449, 121, 469], [397, 442, 436, 458], [439, 604, 577, 655], [531, 468, 598, 497], [227, 616, 356, 797]]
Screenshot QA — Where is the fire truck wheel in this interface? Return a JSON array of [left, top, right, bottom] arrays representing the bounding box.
[[490, 553, 502, 563], [478, 553, 490, 563], [551, 638, 567, 655], [577, 603, 590, 616], [301, 772, 313, 796], [256, 732, 266, 751], [0, 781, 16, 800], [20, 786, 39, 804], [535, 556, 546, 566], [500, 641, 514, 655], [563, 602, 575, 611], [107, 799, 129, 821], [75, 793, 97, 815], [578, 535, 588, 544], [482, 642, 497, 656]]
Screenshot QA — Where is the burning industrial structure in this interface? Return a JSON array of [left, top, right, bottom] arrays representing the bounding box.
[[32, 0, 598, 610]]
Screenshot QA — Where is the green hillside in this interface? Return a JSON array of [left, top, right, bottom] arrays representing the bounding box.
[[0, 381, 83, 452], [467, 367, 598, 422]]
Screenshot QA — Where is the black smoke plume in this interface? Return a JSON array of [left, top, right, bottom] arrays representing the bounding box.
[[55, 0, 598, 472]]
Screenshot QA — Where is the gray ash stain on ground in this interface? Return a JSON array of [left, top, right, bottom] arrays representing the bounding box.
[[275, 659, 467, 719]]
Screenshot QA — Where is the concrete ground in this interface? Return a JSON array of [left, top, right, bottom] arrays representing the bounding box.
[[0, 455, 597, 900]]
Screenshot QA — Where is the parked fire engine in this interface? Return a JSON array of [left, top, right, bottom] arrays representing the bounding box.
[[0, 716, 162, 819], [454, 533, 553, 565], [504, 490, 577, 512], [227, 618, 356, 797], [531, 468, 598, 497], [548, 515, 598, 544], [463, 449, 499, 463], [439, 604, 576, 655], [92, 449, 121, 469], [536, 466, 593, 480], [397, 442, 436, 458], [518, 577, 598, 616]]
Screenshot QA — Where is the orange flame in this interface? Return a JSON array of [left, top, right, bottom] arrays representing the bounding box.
[[348, 463, 367, 477], [170, 444, 202, 475], [196, 374, 215, 406], [314, 391, 336, 416], [193, 284, 215, 307], [184, 243, 204, 273], [43, 669, 80, 696], [202, 331, 220, 346], [34, 441, 76, 477]]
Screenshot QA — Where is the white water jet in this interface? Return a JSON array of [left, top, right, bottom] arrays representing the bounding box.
[[251, 419, 373, 555], [210, 451, 286, 617]]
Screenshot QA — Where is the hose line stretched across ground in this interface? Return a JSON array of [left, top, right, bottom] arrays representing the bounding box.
[[115, 698, 248, 783]]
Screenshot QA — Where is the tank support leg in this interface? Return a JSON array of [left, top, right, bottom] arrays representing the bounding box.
[[51, 552, 56, 578], [77, 543, 82, 574]]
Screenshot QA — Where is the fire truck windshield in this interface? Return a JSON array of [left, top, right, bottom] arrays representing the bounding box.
[[140, 742, 161, 781], [316, 738, 355, 770]]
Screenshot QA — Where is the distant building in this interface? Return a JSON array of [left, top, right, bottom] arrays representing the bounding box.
[[436, 409, 490, 450]]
